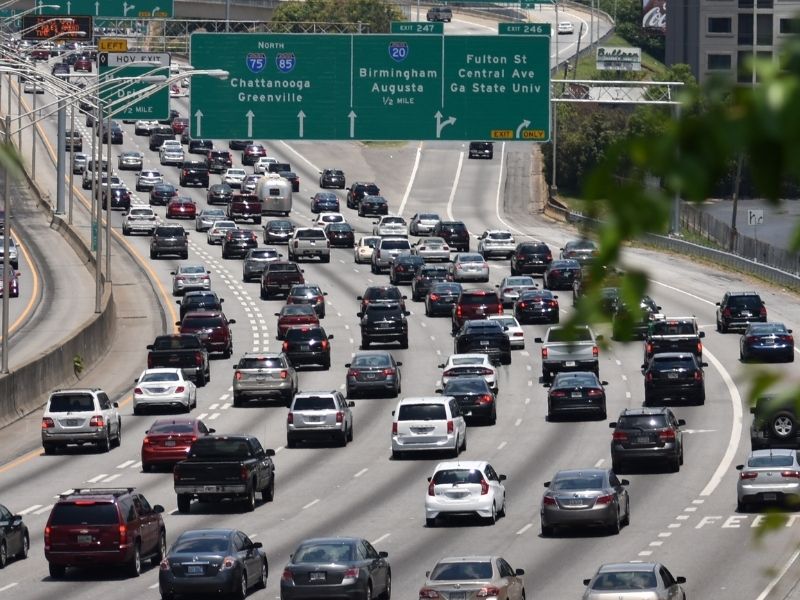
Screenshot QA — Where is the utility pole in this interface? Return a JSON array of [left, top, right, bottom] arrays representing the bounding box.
[[55, 98, 65, 214]]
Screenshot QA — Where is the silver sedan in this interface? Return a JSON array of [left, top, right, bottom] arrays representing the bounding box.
[[737, 448, 800, 511], [448, 253, 490, 282], [419, 556, 526, 600], [582, 562, 686, 600], [496, 275, 538, 306], [409, 212, 441, 236], [195, 207, 227, 232], [171, 264, 211, 296], [133, 368, 197, 414], [541, 468, 630, 535], [412, 237, 450, 262], [206, 220, 238, 244]]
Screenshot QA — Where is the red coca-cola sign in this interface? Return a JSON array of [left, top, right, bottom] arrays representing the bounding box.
[[642, 0, 667, 33]]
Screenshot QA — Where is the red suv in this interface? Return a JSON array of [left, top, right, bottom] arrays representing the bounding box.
[[177, 310, 236, 358], [171, 117, 189, 134], [451, 288, 503, 333], [44, 487, 166, 578], [242, 143, 267, 166]]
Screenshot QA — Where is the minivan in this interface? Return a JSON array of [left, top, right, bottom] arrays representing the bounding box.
[[391, 396, 467, 459]]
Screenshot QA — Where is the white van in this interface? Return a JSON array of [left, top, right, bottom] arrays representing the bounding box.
[[255, 173, 293, 216], [391, 396, 467, 459]]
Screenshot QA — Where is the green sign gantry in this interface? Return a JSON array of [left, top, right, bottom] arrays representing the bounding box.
[[190, 33, 550, 142], [390, 21, 444, 34], [37, 0, 173, 18], [98, 52, 170, 120]]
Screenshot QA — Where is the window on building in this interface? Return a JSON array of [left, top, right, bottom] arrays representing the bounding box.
[[757, 13, 773, 45], [707, 54, 732, 70], [738, 13, 753, 45], [708, 17, 732, 33], [780, 18, 800, 34], [739, 0, 773, 6], [738, 50, 772, 83]]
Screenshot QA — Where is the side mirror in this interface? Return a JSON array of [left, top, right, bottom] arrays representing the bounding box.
[[640, 363, 647, 370], [345, 363, 351, 368], [175, 321, 181, 326], [113, 402, 119, 408], [328, 334, 334, 339], [323, 292, 328, 295], [678, 419, 686, 426], [609, 422, 617, 428], [515, 568, 525, 576], [170, 271, 176, 275], [676, 576, 687, 584], [495, 284, 499, 287], [699, 331, 706, 338], [357, 296, 363, 300], [553, 295, 559, 299], [534, 337, 543, 343], [736, 464, 744, 471], [133, 378, 139, 383], [391, 410, 395, 416], [175, 300, 181, 305], [264, 449, 276, 457], [542, 382, 551, 388], [715, 301, 721, 306], [427, 476, 432, 482], [208, 428, 216, 434], [396, 362, 403, 366], [789, 329, 794, 334], [583, 579, 591, 586], [252, 541, 263, 549], [405, 311, 411, 316], [620, 479, 630, 485], [596, 334, 604, 341], [146, 344, 154, 350], [543, 481, 551, 487], [402, 295, 408, 300], [379, 551, 389, 558], [275, 313, 280, 316], [228, 319, 236, 324], [232, 364, 237, 369], [499, 474, 507, 481], [437, 364, 445, 369], [219, 298, 225, 303], [348, 401, 355, 407], [153, 505, 165, 513], [750, 406, 757, 414]]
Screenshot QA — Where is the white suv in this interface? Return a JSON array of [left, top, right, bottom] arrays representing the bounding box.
[[391, 396, 466, 459], [41, 388, 122, 454], [425, 460, 507, 526], [287, 391, 354, 448], [371, 237, 412, 274]]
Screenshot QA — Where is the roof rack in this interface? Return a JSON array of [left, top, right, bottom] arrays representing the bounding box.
[[60, 487, 135, 498]]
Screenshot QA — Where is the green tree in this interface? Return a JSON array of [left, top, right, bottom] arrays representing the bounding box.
[[272, 0, 402, 33]]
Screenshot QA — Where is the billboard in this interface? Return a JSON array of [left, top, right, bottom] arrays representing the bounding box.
[[642, 0, 666, 33], [597, 47, 642, 71]]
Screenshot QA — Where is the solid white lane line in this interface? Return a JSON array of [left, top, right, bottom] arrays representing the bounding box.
[[208, 413, 221, 420], [280, 141, 321, 172], [302, 499, 319, 510], [17, 505, 42, 515], [0, 584, 18, 592], [699, 349, 742, 497], [149, 583, 160, 589], [197, 412, 208, 420], [354, 468, 368, 478], [209, 403, 219, 410], [398, 142, 422, 217], [514, 418, 522, 427], [638, 550, 653, 557], [493, 142, 526, 235], [372, 533, 391, 545], [446, 152, 465, 221], [516, 523, 532, 535], [755, 547, 800, 600]]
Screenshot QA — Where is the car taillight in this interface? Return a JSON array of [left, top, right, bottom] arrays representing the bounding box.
[[516, 253, 524, 260], [542, 495, 556, 506], [693, 371, 703, 381], [595, 494, 613, 505], [541, 347, 548, 359], [784, 335, 795, 344], [42, 417, 54, 429], [446, 420, 454, 433], [235, 371, 242, 381], [119, 524, 127, 545], [646, 342, 653, 355], [782, 471, 800, 479], [282, 569, 294, 583], [739, 471, 758, 480], [317, 295, 324, 304], [546, 253, 552, 260], [760, 306, 767, 317], [280, 370, 288, 379], [592, 346, 599, 357], [550, 269, 560, 277], [480, 478, 489, 495], [392, 422, 398, 435], [419, 589, 441, 599], [383, 368, 395, 376], [182, 170, 189, 176], [143, 436, 151, 446], [336, 411, 344, 423], [175, 386, 185, 393], [283, 341, 289, 352], [645, 372, 653, 382], [612, 431, 628, 441], [89, 416, 104, 428], [195, 352, 203, 366], [587, 388, 603, 397], [321, 339, 329, 350], [476, 587, 501, 598], [347, 369, 360, 377], [240, 465, 249, 481], [45, 525, 51, 547], [160, 558, 170, 571], [456, 306, 463, 318], [722, 307, 732, 317], [287, 412, 294, 424], [343, 567, 359, 579], [428, 480, 436, 496], [479, 394, 493, 405], [658, 428, 676, 441], [550, 390, 567, 398], [147, 355, 154, 369], [429, 293, 439, 301], [221, 556, 236, 570]]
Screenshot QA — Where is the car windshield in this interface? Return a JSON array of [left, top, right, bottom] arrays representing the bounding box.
[[140, 372, 180, 383], [444, 379, 489, 393], [749, 323, 786, 334], [249, 250, 278, 259], [459, 254, 484, 262], [551, 474, 605, 490], [294, 396, 336, 411], [238, 357, 284, 369], [49, 503, 118, 525], [432, 469, 483, 485], [650, 321, 696, 335], [49, 393, 94, 412], [173, 537, 229, 554], [451, 356, 484, 366], [149, 421, 195, 434], [430, 561, 493, 581], [505, 277, 534, 286], [651, 357, 696, 369], [618, 415, 668, 429], [748, 455, 795, 468], [548, 328, 593, 342], [591, 571, 657, 591], [294, 543, 355, 564], [190, 438, 251, 459], [397, 404, 446, 421]]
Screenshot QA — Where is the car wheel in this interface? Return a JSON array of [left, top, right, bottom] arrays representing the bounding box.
[[235, 570, 248, 600], [261, 477, 275, 502], [113, 421, 122, 447], [399, 336, 408, 349], [362, 338, 370, 349], [122, 227, 129, 236], [486, 503, 497, 525], [365, 582, 373, 600], [152, 531, 166, 566], [196, 370, 207, 388], [347, 424, 354, 442], [540, 523, 555, 537], [380, 571, 392, 599], [128, 542, 141, 577], [425, 517, 437, 528], [99, 428, 111, 452], [177, 494, 191, 513], [0, 540, 7, 568], [669, 456, 681, 473], [608, 511, 621, 535], [149, 250, 156, 259], [49, 563, 66, 578], [737, 499, 749, 513], [611, 459, 624, 474], [16, 533, 28, 560], [43, 444, 56, 455], [771, 412, 797, 440], [621, 500, 631, 526], [500, 352, 511, 365], [244, 485, 256, 512], [257, 559, 268, 589], [391, 450, 403, 460], [337, 431, 347, 447], [487, 408, 497, 426], [233, 392, 242, 407]]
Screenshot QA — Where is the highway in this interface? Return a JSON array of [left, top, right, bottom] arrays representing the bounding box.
[[0, 10, 797, 600]]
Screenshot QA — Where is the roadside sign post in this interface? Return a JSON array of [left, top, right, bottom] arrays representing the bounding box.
[[98, 52, 171, 120], [190, 33, 551, 141], [36, 0, 173, 18], [747, 209, 764, 243]]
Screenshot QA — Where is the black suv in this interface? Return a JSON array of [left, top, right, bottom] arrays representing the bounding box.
[[358, 285, 407, 313], [346, 182, 380, 209], [44, 487, 166, 578], [150, 225, 189, 259], [411, 264, 450, 301], [426, 6, 452, 21], [642, 352, 707, 405], [282, 325, 333, 369], [319, 168, 346, 189], [222, 229, 258, 259], [188, 139, 214, 155], [148, 127, 174, 151], [179, 160, 209, 188], [610, 407, 685, 473], [389, 254, 425, 286], [432, 221, 470, 252], [206, 149, 233, 173], [149, 183, 178, 206], [453, 319, 512, 365], [263, 219, 295, 245], [177, 290, 224, 320], [716, 291, 767, 333], [359, 303, 409, 349], [750, 395, 800, 449], [468, 141, 493, 159], [207, 183, 234, 205], [510, 241, 552, 275]]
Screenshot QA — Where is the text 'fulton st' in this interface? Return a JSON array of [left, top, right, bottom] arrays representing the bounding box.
[[452, 53, 541, 94]]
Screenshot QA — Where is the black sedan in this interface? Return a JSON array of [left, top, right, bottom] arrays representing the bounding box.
[[544, 371, 607, 420], [228, 139, 253, 150], [543, 259, 581, 290], [411, 264, 450, 301], [324, 222, 355, 248], [286, 284, 327, 318], [514, 290, 560, 324], [207, 183, 234, 205], [280, 537, 391, 600], [345, 350, 402, 398], [437, 375, 497, 424], [158, 528, 267, 600], [0, 503, 28, 567], [310, 192, 340, 213], [177, 291, 223, 320], [740, 322, 794, 362], [425, 282, 462, 317], [612, 295, 662, 340], [149, 183, 178, 206], [389, 254, 425, 286], [263, 219, 295, 245], [358, 195, 389, 217], [279, 170, 301, 192], [102, 187, 131, 211], [319, 168, 346, 189]]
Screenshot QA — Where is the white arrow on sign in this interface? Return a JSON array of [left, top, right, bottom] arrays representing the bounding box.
[[194, 110, 203, 137], [434, 111, 456, 139], [94, 0, 100, 16], [152, 6, 160, 15], [246, 110, 254, 138], [297, 110, 306, 138], [348, 110, 357, 138], [516, 119, 531, 139], [123, 2, 135, 16], [66, 0, 71, 14]]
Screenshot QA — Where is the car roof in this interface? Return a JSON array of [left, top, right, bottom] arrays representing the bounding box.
[[597, 562, 658, 573], [554, 468, 607, 478], [295, 536, 362, 544], [618, 407, 670, 416], [240, 352, 282, 358], [434, 556, 497, 564], [397, 396, 451, 405], [142, 368, 182, 375], [177, 529, 236, 539], [651, 352, 695, 359], [183, 310, 223, 318], [750, 448, 797, 457], [433, 460, 488, 471]]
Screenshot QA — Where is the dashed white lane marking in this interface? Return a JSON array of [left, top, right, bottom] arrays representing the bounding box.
[[420, 322, 427, 328], [149, 583, 160, 589], [354, 468, 368, 478], [638, 550, 653, 557], [87, 474, 107, 483], [221, 403, 232, 410], [397, 142, 422, 216], [102, 474, 122, 483], [372, 533, 391, 545], [430, 335, 436, 341], [497, 441, 507, 450], [525, 397, 531, 405], [117, 460, 136, 469], [667, 523, 681, 528], [208, 413, 221, 420], [684, 506, 698, 512], [594, 459, 605, 468], [527, 380, 533, 387], [676, 515, 690, 521], [516, 523, 532, 535], [657, 532, 671, 538], [209, 403, 219, 410], [302, 499, 320, 510], [615, 359, 622, 366], [34, 504, 53, 515], [514, 418, 522, 427], [0, 584, 19, 592], [17, 505, 42, 515], [525, 365, 532, 371], [344, 324, 350, 330], [625, 391, 631, 398], [520, 350, 529, 357], [692, 499, 705, 504], [274, 446, 284, 453]]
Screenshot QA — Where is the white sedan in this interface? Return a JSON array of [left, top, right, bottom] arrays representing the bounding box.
[[206, 220, 238, 245], [478, 229, 516, 259], [438, 353, 498, 392], [425, 460, 507, 526], [558, 21, 575, 34], [488, 314, 526, 349], [496, 275, 538, 306], [133, 368, 197, 415], [412, 237, 450, 262], [314, 212, 346, 226], [373, 215, 409, 237], [223, 167, 247, 188], [354, 236, 380, 264], [254, 156, 278, 174]]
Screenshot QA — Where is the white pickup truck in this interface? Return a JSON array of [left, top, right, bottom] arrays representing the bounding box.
[[534, 325, 601, 382]]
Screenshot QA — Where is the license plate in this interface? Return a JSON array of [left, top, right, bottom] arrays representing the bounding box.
[[256, 375, 266, 382], [165, 440, 176, 447], [764, 493, 777, 501], [565, 361, 576, 367], [310, 572, 326, 581], [77, 535, 92, 544], [365, 373, 377, 380], [187, 565, 204, 575], [300, 345, 311, 351], [667, 372, 679, 379], [635, 436, 651, 443], [480, 340, 490, 346], [203, 485, 218, 493], [571, 391, 583, 398], [66, 419, 79, 426], [450, 593, 466, 600]]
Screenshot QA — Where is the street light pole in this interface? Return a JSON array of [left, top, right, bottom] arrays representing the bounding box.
[[1, 114, 10, 374], [93, 104, 101, 313], [30, 78, 36, 179], [55, 97, 65, 214], [104, 104, 111, 283], [68, 101, 74, 224]]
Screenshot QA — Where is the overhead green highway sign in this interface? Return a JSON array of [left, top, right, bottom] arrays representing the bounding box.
[[190, 33, 550, 141], [98, 52, 170, 120], [36, 0, 173, 18], [390, 21, 444, 34]]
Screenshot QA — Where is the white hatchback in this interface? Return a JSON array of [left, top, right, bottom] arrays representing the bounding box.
[[438, 354, 498, 392], [133, 368, 197, 415], [314, 212, 346, 226], [425, 460, 507, 526], [391, 396, 467, 459]]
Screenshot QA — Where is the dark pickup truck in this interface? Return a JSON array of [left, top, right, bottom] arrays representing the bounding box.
[[146, 333, 211, 386], [260, 261, 304, 299], [227, 193, 262, 224], [644, 317, 704, 361], [173, 435, 276, 513]]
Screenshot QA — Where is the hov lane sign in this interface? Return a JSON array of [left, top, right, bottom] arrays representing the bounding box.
[[98, 52, 171, 120], [747, 209, 764, 226], [99, 52, 170, 68]]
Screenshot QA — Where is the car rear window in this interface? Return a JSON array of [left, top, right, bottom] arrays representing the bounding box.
[[729, 295, 762, 309], [249, 250, 279, 259], [380, 240, 411, 250], [365, 288, 402, 300], [49, 502, 118, 525], [548, 328, 593, 342], [431, 561, 492, 581], [748, 323, 786, 334], [174, 537, 230, 554], [297, 230, 327, 239], [156, 227, 184, 236], [270, 264, 300, 272], [182, 317, 224, 328], [592, 572, 657, 591], [460, 292, 499, 304], [282, 305, 315, 316], [551, 474, 604, 490], [398, 404, 446, 421], [651, 356, 696, 369], [553, 373, 597, 387], [149, 421, 195, 434], [618, 415, 667, 429], [286, 328, 323, 341], [650, 321, 696, 335], [294, 396, 335, 410], [748, 455, 795, 468], [432, 469, 483, 485], [352, 354, 391, 367], [365, 305, 402, 315], [238, 357, 284, 369], [48, 393, 95, 412]]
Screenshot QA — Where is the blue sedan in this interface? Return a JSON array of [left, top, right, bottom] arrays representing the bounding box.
[[740, 322, 794, 362], [310, 192, 340, 213]]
